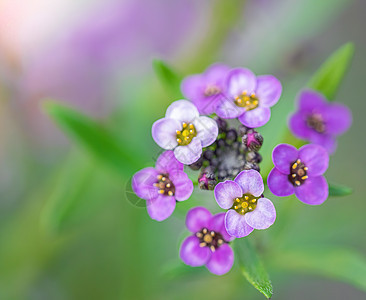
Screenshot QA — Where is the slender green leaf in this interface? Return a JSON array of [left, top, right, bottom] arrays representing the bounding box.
[[235, 238, 273, 299], [308, 42, 354, 100], [152, 59, 182, 98], [43, 101, 142, 177], [270, 245, 366, 292], [329, 182, 353, 197]]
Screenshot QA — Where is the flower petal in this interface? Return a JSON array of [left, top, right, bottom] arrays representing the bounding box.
[[214, 181, 242, 209], [206, 244, 234, 275], [310, 133, 337, 154], [169, 171, 193, 201], [297, 89, 327, 113], [155, 150, 183, 173], [324, 103, 352, 135], [173, 137, 202, 164], [180, 236, 211, 267], [193, 116, 218, 147], [295, 176, 328, 205], [152, 118, 180, 149], [216, 98, 245, 119], [132, 167, 159, 200], [244, 198, 276, 230], [299, 144, 329, 176], [267, 168, 294, 197], [255, 75, 282, 107], [146, 194, 176, 221], [208, 212, 235, 242], [272, 143, 298, 175], [226, 68, 257, 98], [234, 170, 264, 197], [186, 207, 212, 233], [238, 107, 271, 128], [165, 100, 199, 123], [225, 210, 254, 238], [288, 112, 313, 140]]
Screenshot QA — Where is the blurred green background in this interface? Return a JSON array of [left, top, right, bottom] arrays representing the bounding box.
[[0, 0, 365, 299]]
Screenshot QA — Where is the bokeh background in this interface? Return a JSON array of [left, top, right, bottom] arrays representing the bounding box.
[[0, 0, 365, 299]]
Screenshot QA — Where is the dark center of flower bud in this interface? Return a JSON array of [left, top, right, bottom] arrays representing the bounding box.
[[204, 85, 221, 97], [288, 159, 308, 186], [234, 91, 259, 110], [154, 174, 175, 196], [306, 113, 326, 133], [231, 193, 259, 215], [176, 122, 197, 146], [196, 228, 226, 252]]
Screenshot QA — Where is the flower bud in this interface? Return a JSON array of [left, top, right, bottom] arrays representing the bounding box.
[[242, 129, 263, 152], [198, 167, 217, 190]]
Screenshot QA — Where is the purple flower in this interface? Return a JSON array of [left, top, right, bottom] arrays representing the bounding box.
[[180, 207, 235, 275], [214, 170, 276, 238], [267, 143, 329, 205], [216, 68, 282, 128], [289, 90, 352, 153], [181, 63, 230, 115], [132, 151, 193, 221], [152, 100, 218, 164]]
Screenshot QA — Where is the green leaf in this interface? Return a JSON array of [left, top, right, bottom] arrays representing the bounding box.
[[270, 245, 366, 293], [329, 182, 353, 197], [43, 101, 142, 178], [152, 59, 182, 98], [234, 238, 273, 299], [308, 42, 354, 100]]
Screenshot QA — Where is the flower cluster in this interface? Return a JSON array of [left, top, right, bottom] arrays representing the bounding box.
[[131, 62, 351, 276]]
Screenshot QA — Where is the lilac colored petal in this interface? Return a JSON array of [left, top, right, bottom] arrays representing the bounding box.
[[152, 118, 180, 149], [205, 63, 231, 83], [146, 194, 176, 221], [165, 100, 199, 123], [193, 116, 218, 147], [155, 150, 183, 173], [272, 143, 299, 175], [299, 144, 329, 176], [324, 103, 352, 135], [255, 75, 282, 107], [289, 112, 312, 139], [216, 98, 245, 119], [310, 132, 337, 154], [180, 236, 211, 267], [238, 107, 271, 128], [214, 181, 242, 209], [295, 176, 328, 205], [226, 68, 257, 98], [244, 198, 276, 230], [181, 74, 206, 102], [234, 170, 264, 197], [267, 168, 294, 197], [208, 213, 235, 242], [169, 171, 193, 201], [186, 207, 212, 233], [225, 210, 254, 238], [297, 89, 327, 113], [206, 244, 234, 275], [132, 167, 159, 200], [174, 137, 202, 164]]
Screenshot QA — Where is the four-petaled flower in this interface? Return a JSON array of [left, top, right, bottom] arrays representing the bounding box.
[[180, 207, 235, 275], [181, 63, 230, 115], [214, 170, 276, 238], [267, 143, 329, 205], [289, 89, 352, 154], [216, 68, 282, 128], [152, 100, 218, 164], [132, 151, 193, 221]]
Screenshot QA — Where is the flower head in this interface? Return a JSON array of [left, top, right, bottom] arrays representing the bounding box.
[[289, 90, 352, 153], [216, 68, 282, 128], [152, 100, 218, 164], [181, 63, 230, 115], [267, 143, 329, 205], [214, 170, 276, 238], [132, 151, 193, 221], [180, 207, 235, 275]]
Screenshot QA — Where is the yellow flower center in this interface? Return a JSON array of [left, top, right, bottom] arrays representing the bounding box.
[[176, 122, 197, 146], [234, 91, 259, 110], [232, 193, 259, 215], [288, 159, 308, 186]]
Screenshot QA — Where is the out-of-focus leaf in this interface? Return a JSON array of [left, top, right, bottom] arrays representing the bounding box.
[[308, 42, 354, 100], [43, 101, 142, 177], [234, 238, 273, 299], [152, 59, 182, 98], [270, 245, 366, 293], [329, 182, 353, 197]]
